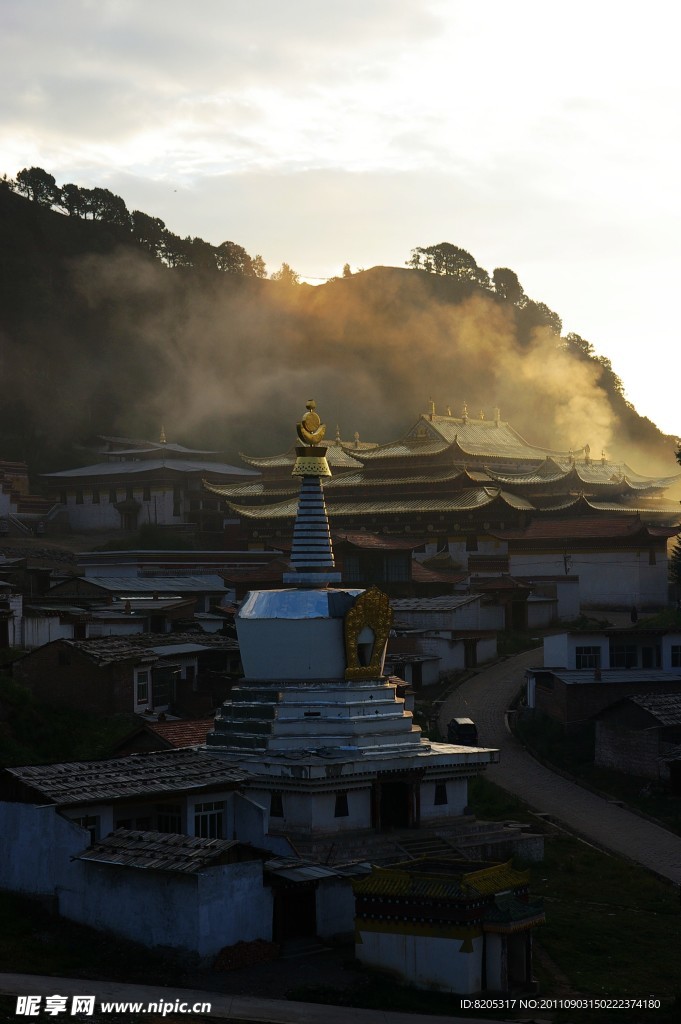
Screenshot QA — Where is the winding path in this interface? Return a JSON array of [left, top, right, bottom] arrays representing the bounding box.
[[437, 649, 681, 884]]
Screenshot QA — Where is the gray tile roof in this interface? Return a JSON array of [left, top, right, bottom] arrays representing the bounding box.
[[76, 829, 244, 873], [6, 749, 247, 805]]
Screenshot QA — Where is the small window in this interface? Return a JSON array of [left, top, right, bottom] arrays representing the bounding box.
[[59, 491, 67, 505], [155, 802, 182, 833], [649, 549, 656, 566], [575, 646, 601, 670], [194, 800, 224, 839], [91, 488, 100, 504], [465, 534, 478, 552], [126, 486, 135, 501], [75, 489, 84, 505], [671, 645, 681, 668], [143, 486, 151, 502], [610, 644, 637, 669], [109, 488, 117, 503], [434, 782, 448, 806], [270, 792, 284, 818], [334, 792, 349, 817], [71, 814, 100, 844], [136, 669, 149, 705]]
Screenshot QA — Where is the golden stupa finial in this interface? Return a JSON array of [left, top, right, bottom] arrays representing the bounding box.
[[479, 408, 485, 420], [462, 401, 468, 422], [335, 424, 341, 444], [292, 399, 331, 477], [159, 424, 167, 444], [428, 398, 435, 420], [296, 399, 326, 447]]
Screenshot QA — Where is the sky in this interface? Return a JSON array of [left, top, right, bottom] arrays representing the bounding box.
[[2, 0, 679, 436]]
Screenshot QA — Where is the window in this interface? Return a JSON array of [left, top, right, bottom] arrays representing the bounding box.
[[75, 489, 84, 505], [610, 644, 637, 669], [143, 486, 151, 502], [334, 792, 349, 817], [173, 485, 182, 517], [155, 802, 182, 833], [575, 646, 601, 670], [136, 669, 149, 706], [109, 488, 117, 503], [71, 814, 100, 844], [270, 792, 284, 818], [343, 554, 361, 582], [671, 645, 681, 668], [59, 491, 67, 505], [649, 549, 656, 566], [126, 486, 135, 502], [194, 801, 224, 839], [465, 534, 478, 552], [434, 782, 448, 806], [91, 488, 100, 504]]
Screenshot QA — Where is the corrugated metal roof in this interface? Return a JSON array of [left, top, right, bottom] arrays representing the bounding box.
[[6, 749, 247, 805], [391, 595, 480, 612], [77, 829, 243, 873]]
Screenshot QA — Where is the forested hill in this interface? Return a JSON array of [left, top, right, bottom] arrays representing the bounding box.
[[0, 182, 676, 477]]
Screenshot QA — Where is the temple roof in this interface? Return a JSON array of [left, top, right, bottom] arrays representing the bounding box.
[[352, 413, 579, 464], [489, 515, 681, 542], [240, 441, 370, 470], [219, 487, 536, 520], [44, 459, 257, 480]]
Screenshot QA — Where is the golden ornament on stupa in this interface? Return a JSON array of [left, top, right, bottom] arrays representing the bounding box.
[[292, 399, 332, 477]]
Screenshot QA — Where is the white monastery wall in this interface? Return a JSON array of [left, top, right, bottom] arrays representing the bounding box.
[[316, 877, 356, 938], [356, 930, 484, 993], [508, 551, 667, 609], [419, 779, 468, 820], [196, 862, 272, 955], [0, 804, 87, 895], [22, 617, 74, 648]]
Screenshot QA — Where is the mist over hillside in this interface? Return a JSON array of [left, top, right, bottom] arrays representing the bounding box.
[[0, 185, 676, 478]]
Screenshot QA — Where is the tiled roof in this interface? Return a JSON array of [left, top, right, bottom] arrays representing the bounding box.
[[225, 488, 535, 520], [49, 632, 239, 665], [43, 460, 257, 479], [147, 718, 216, 747], [490, 515, 679, 542], [334, 531, 424, 550], [5, 748, 247, 805], [628, 693, 681, 725], [77, 829, 243, 873], [410, 562, 469, 584], [353, 858, 529, 902], [50, 575, 227, 594], [424, 415, 575, 460]]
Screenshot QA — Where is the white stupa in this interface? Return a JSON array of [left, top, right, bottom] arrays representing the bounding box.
[[207, 400, 497, 841]]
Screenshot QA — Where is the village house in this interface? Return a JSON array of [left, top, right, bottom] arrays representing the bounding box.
[[594, 693, 681, 789], [12, 633, 241, 716]]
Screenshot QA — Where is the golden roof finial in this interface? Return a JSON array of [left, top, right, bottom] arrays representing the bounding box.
[[335, 424, 341, 444], [159, 424, 167, 444], [296, 399, 326, 447], [429, 397, 436, 419], [462, 401, 468, 422]]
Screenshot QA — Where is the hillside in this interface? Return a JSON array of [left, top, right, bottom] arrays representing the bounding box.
[[0, 185, 677, 479]]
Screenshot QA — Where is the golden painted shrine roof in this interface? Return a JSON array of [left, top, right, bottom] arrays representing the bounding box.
[[214, 487, 536, 520], [353, 413, 579, 463]]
